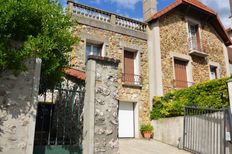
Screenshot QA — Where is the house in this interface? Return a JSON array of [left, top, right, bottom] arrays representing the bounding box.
[[147, 0, 231, 96], [67, 0, 231, 139]]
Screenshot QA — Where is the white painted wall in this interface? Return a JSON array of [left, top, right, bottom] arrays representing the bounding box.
[[147, 21, 163, 108]]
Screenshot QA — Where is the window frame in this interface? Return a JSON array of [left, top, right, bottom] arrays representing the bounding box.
[[171, 52, 193, 88], [85, 42, 103, 62], [122, 48, 141, 86], [186, 18, 202, 52], [208, 61, 220, 80]]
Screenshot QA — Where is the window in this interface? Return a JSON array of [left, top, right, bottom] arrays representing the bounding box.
[[85, 43, 102, 60], [122, 50, 141, 85], [210, 65, 217, 80], [188, 23, 201, 51], [174, 59, 188, 88]]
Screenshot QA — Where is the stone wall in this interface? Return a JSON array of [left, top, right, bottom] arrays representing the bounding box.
[[0, 59, 41, 154], [159, 11, 228, 94], [83, 56, 119, 154], [72, 24, 150, 125]]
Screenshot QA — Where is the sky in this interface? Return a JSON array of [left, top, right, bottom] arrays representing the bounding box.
[[59, 0, 231, 28]]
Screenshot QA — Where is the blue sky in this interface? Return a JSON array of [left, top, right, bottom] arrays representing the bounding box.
[[59, 0, 175, 20], [59, 0, 231, 28]]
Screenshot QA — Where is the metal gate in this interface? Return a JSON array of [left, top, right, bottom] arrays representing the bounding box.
[[33, 79, 85, 154], [183, 106, 231, 154]]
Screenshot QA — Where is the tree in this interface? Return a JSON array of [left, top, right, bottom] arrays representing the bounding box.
[[0, 0, 78, 93]]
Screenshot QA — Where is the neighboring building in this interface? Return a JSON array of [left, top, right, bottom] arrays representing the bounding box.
[[68, 1, 149, 138], [67, 0, 231, 138], [147, 0, 231, 94]]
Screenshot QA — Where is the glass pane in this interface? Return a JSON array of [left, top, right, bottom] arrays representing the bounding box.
[[189, 25, 197, 37], [210, 66, 217, 79], [86, 45, 91, 56], [93, 46, 101, 56]]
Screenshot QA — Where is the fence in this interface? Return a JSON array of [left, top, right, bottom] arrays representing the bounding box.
[[183, 106, 232, 154]]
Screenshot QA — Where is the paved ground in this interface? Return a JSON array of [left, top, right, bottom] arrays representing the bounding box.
[[119, 139, 191, 154]]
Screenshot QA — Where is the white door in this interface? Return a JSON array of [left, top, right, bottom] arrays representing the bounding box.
[[118, 102, 135, 138]]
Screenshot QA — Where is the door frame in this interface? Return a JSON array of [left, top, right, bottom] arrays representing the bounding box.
[[118, 101, 139, 138]]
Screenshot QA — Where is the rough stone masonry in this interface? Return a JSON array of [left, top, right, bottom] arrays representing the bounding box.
[[0, 58, 41, 154], [83, 56, 120, 154]]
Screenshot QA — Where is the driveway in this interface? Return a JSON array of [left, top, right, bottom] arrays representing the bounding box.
[[119, 139, 191, 154]]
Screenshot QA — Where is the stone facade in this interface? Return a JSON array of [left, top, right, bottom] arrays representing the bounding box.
[[83, 57, 120, 154], [0, 59, 41, 154], [72, 24, 150, 125], [159, 11, 228, 94], [95, 59, 119, 154]]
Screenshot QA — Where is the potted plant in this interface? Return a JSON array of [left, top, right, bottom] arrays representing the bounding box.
[[140, 123, 153, 139]]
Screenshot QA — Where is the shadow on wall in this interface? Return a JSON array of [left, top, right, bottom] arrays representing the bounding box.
[[0, 59, 40, 152]]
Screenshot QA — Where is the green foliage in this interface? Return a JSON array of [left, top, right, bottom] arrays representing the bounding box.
[[140, 123, 154, 133], [0, 0, 78, 93], [151, 78, 229, 120]]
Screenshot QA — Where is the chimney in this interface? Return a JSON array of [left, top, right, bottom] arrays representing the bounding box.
[[143, 0, 157, 22]]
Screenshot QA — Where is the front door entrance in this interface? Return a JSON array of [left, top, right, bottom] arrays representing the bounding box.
[[118, 102, 135, 138]]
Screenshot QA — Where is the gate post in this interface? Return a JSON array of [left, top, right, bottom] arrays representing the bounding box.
[[228, 78, 232, 112], [83, 56, 120, 154]]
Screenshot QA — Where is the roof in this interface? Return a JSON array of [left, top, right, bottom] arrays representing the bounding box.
[[148, 0, 232, 46], [63, 68, 86, 80]]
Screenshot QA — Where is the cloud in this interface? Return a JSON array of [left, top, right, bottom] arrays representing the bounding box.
[[200, 0, 231, 28], [91, 0, 141, 9]]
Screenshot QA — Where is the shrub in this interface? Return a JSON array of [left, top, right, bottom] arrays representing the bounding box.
[[140, 123, 154, 133], [150, 77, 229, 120]]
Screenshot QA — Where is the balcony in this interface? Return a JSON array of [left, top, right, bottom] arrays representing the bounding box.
[[173, 80, 195, 89], [122, 73, 142, 87], [70, 2, 147, 32], [188, 37, 208, 58]]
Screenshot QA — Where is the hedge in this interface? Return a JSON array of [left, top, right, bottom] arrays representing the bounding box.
[[150, 77, 230, 120]]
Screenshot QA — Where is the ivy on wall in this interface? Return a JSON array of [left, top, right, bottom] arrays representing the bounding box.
[[151, 77, 229, 120]]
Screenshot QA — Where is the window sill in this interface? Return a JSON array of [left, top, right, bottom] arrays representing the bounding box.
[[122, 83, 142, 88], [189, 50, 208, 58]]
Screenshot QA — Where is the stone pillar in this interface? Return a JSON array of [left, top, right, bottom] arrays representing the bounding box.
[[228, 78, 232, 112], [110, 15, 116, 25], [0, 58, 41, 154], [67, 0, 74, 14], [83, 56, 120, 154]]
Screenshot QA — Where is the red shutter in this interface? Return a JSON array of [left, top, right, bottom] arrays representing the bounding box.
[[124, 51, 134, 84], [196, 25, 201, 50], [174, 59, 188, 88]]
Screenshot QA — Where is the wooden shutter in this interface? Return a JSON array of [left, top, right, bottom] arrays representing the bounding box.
[[174, 59, 188, 88], [196, 25, 201, 50], [124, 51, 134, 84]]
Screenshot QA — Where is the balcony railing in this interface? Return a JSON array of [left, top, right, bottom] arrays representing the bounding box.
[[188, 37, 201, 51], [188, 37, 208, 57], [122, 73, 142, 86], [173, 80, 195, 89], [70, 2, 147, 32]]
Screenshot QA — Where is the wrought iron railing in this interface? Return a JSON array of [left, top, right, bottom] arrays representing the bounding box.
[[122, 73, 142, 85], [34, 88, 85, 146], [188, 37, 201, 51], [173, 80, 195, 89], [71, 2, 147, 32]]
